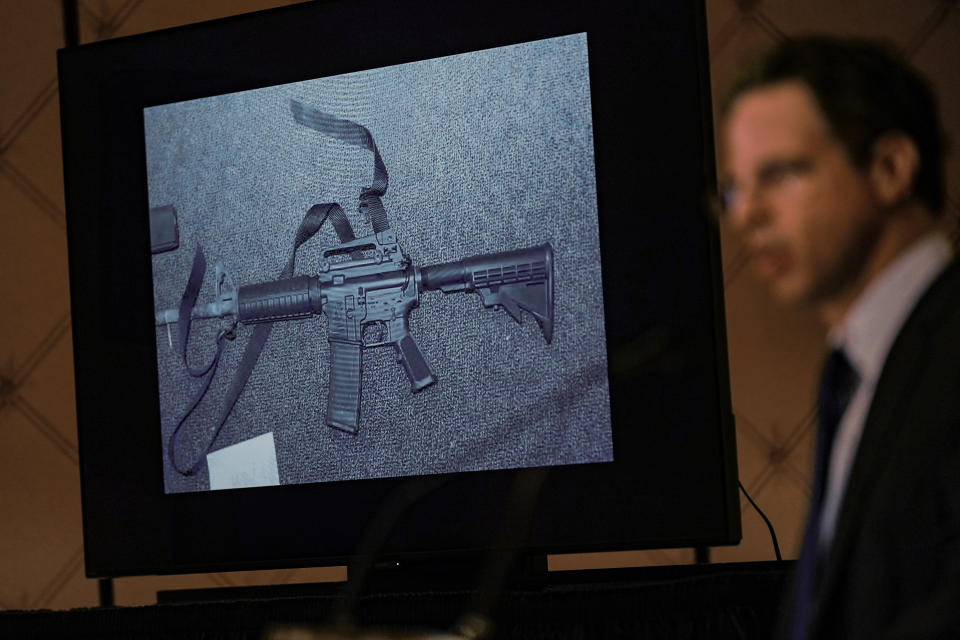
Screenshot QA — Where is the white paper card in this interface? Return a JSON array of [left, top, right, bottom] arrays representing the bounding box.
[[207, 432, 280, 490]]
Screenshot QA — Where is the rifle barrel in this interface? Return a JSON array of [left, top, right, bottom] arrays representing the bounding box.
[[155, 299, 237, 326]]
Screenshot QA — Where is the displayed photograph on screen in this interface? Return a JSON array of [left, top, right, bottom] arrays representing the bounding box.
[[146, 33, 613, 494]]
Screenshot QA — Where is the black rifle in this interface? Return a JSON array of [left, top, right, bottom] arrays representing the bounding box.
[[156, 231, 553, 434]]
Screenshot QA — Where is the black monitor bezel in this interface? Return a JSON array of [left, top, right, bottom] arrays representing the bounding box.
[[58, 0, 738, 578]]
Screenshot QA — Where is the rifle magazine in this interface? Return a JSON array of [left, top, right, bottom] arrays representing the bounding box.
[[326, 339, 362, 434]]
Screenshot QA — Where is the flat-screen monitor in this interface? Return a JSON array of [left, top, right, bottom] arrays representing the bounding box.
[[58, 0, 739, 577]]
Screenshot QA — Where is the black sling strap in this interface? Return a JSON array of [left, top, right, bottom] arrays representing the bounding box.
[[291, 100, 390, 234], [168, 104, 391, 477], [169, 203, 354, 475]]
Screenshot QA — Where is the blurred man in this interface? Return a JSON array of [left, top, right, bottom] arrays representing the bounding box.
[[719, 37, 959, 639]]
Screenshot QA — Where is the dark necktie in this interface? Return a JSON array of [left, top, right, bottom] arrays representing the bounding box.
[[792, 347, 859, 640]]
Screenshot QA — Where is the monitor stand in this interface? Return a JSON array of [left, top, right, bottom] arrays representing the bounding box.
[[156, 554, 548, 605]]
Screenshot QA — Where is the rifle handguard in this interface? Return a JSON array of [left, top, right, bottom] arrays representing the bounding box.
[[237, 276, 323, 324]]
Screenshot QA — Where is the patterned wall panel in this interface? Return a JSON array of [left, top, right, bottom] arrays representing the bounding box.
[[0, 0, 957, 610]]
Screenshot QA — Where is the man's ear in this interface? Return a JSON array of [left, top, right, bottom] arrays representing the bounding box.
[[869, 132, 920, 207]]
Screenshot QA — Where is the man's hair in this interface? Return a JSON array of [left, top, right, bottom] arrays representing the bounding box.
[[721, 36, 946, 215]]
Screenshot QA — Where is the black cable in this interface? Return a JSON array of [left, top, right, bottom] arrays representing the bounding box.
[[739, 479, 782, 561]]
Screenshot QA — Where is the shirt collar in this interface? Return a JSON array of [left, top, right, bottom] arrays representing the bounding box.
[[830, 232, 953, 385]]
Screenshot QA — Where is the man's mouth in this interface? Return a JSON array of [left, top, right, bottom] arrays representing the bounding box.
[[749, 244, 790, 280]]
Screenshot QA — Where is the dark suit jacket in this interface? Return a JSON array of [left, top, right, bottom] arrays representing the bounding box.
[[779, 258, 960, 640]]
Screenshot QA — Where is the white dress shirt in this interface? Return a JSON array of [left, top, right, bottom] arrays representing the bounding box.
[[819, 231, 953, 548]]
